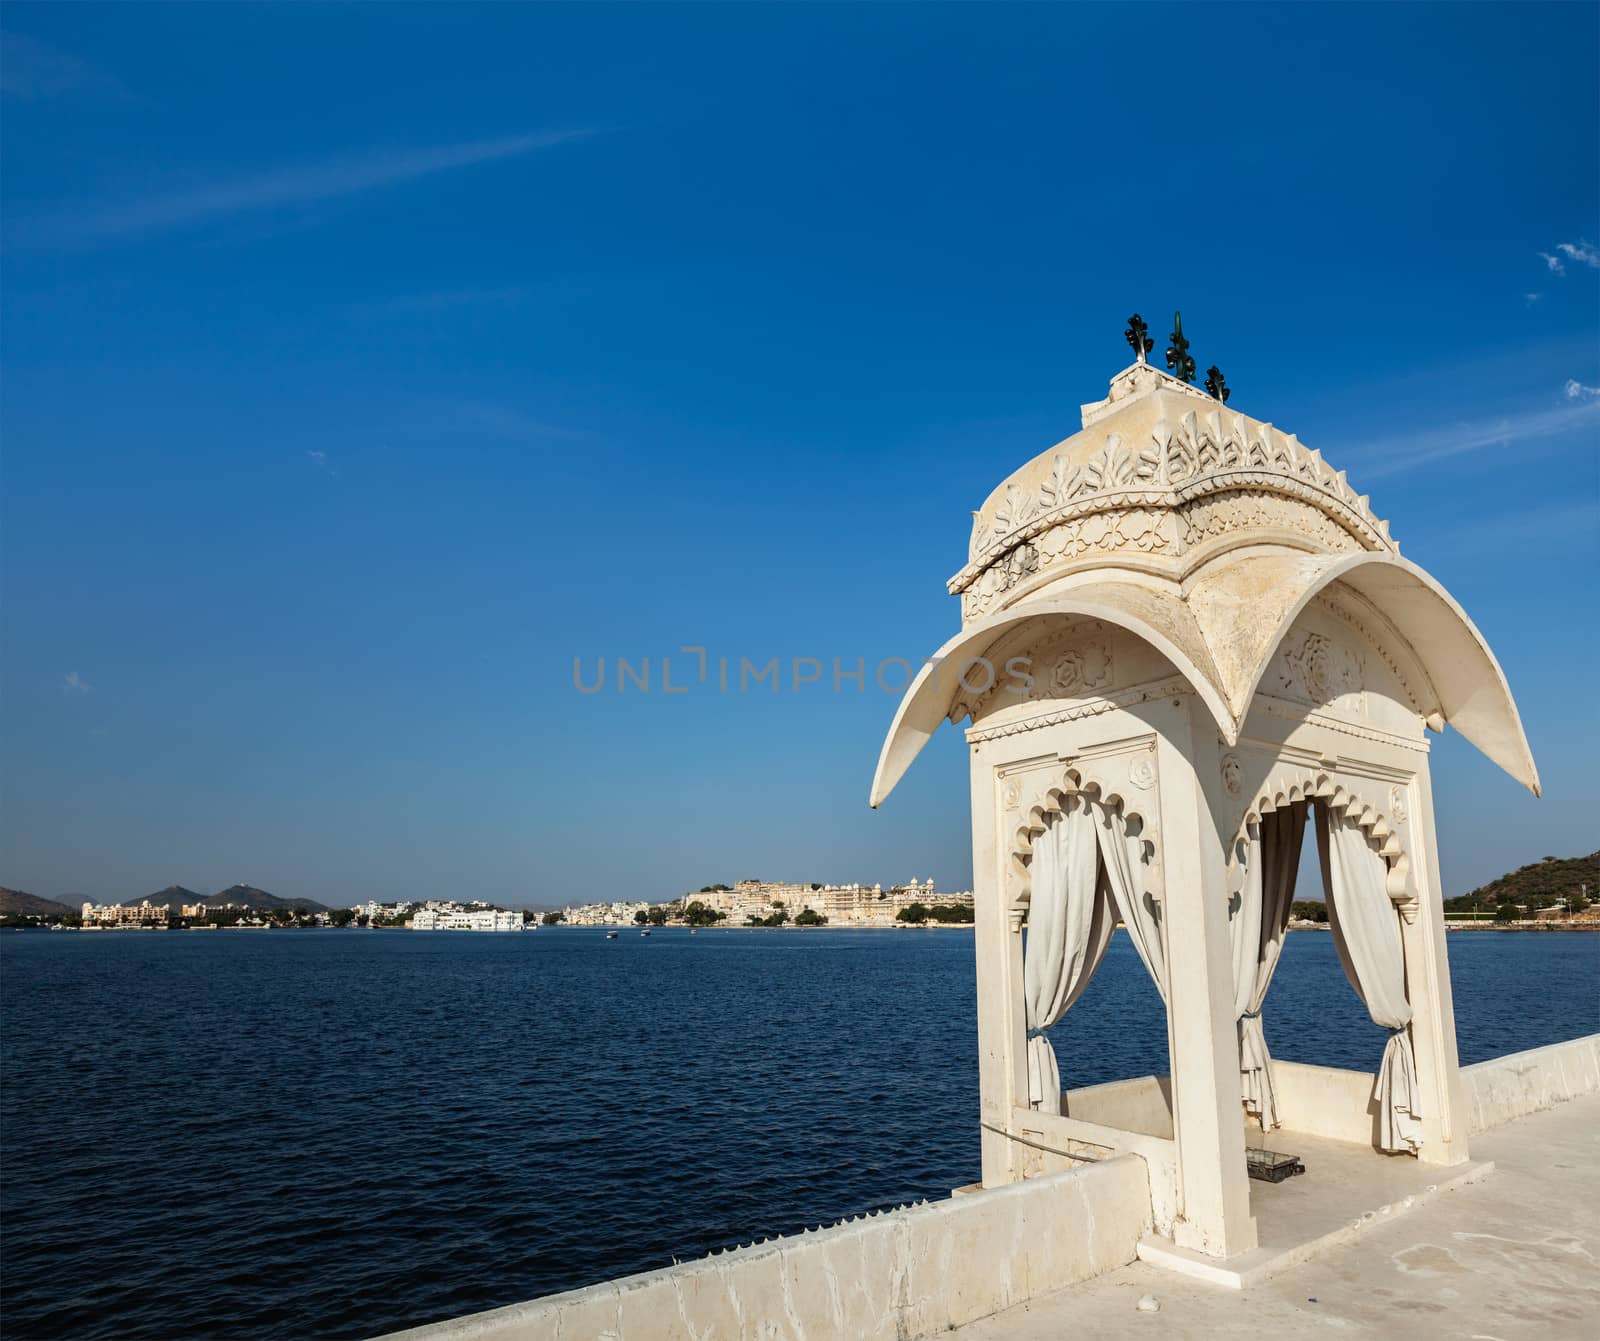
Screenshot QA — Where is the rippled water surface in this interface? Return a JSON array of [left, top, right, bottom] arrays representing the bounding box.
[[2, 927, 1595, 1339]]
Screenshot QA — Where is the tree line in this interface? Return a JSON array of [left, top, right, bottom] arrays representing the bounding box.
[[894, 903, 975, 925]]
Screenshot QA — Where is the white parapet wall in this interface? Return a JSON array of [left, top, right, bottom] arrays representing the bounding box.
[[1263, 1033, 1600, 1146], [1269, 1059, 1388, 1146], [381, 1153, 1152, 1341], [1461, 1033, 1600, 1133], [1061, 1073, 1175, 1139]]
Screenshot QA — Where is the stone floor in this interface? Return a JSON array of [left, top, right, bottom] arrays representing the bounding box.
[[954, 1095, 1600, 1339], [1139, 1124, 1493, 1287]]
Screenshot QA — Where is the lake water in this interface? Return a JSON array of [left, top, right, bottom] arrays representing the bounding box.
[[2, 927, 1595, 1340]]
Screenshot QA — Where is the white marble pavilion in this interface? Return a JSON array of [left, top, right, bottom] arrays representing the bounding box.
[[870, 346, 1538, 1264]]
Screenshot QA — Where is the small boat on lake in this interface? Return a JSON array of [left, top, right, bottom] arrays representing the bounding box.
[[640, 930, 651, 937], [605, 932, 618, 939]]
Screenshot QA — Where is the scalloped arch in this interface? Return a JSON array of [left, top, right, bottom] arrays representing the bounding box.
[[1232, 769, 1410, 904], [1008, 762, 1155, 894]]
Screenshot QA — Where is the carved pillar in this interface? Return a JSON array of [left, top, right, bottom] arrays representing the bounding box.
[[1158, 701, 1258, 1257], [1397, 764, 1470, 1166], [972, 745, 1026, 1186]]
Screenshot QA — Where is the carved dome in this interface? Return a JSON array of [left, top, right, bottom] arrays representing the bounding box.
[[953, 362, 1396, 625], [869, 363, 1539, 807]]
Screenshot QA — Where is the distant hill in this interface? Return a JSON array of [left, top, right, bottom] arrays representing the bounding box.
[[119, 883, 330, 913], [1446, 852, 1599, 911], [0, 886, 79, 919], [122, 885, 203, 911], [210, 884, 330, 913], [5, 882, 332, 919]]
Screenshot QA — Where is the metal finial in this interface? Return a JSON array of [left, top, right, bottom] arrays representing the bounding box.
[[1165, 311, 1195, 384], [1205, 365, 1230, 403], [1124, 313, 1154, 364]]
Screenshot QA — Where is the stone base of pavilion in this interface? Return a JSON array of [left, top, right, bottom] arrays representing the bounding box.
[[951, 1091, 1596, 1341], [1135, 1130, 1493, 1289], [1032, 1060, 1497, 1289]]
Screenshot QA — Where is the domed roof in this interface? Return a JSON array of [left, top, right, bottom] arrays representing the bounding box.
[[952, 361, 1396, 624], [869, 362, 1539, 807]]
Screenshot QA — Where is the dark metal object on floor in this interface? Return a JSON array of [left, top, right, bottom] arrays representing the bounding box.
[[1246, 1147, 1306, 1183]]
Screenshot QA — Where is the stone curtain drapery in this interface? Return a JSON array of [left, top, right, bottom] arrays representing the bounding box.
[[1315, 801, 1422, 1153], [1230, 806, 1306, 1130], [1022, 794, 1115, 1113], [1095, 803, 1167, 1002]]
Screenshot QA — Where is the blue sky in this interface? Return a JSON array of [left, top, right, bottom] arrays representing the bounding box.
[[3, 4, 1596, 908]]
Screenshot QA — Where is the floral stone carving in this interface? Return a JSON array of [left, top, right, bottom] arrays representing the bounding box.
[[1280, 632, 1364, 711], [1049, 640, 1113, 695]]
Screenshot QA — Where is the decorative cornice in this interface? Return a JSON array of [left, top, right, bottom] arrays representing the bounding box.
[[952, 407, 1396, 596], [964, 676, 1194, 742], [1251, 695, 1430, 751]]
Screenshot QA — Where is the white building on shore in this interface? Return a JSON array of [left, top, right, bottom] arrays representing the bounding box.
[[355, 900, 418, 922], [411, 907, 523, 931], [682, 878, 971, 923], [80, 900, 168, 927], [561, 901, 650, 926]]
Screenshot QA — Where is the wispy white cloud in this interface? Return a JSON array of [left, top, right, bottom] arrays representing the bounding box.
[[1537, 239, 1600, 278], [1557, 240, 1600, 270], [1, 30, 122, 99], [62, 670, 90, 694], [1524, 292, 1543, 308], [16, 129, 591, 248], [1565, 379, 1600, 400], [1346, 390, 1600, 479], [305, 449, 340, 478]]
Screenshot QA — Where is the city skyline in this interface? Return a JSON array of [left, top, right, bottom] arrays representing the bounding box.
[[4, 5, 1597, 906], [2, 869, 962, 913]]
